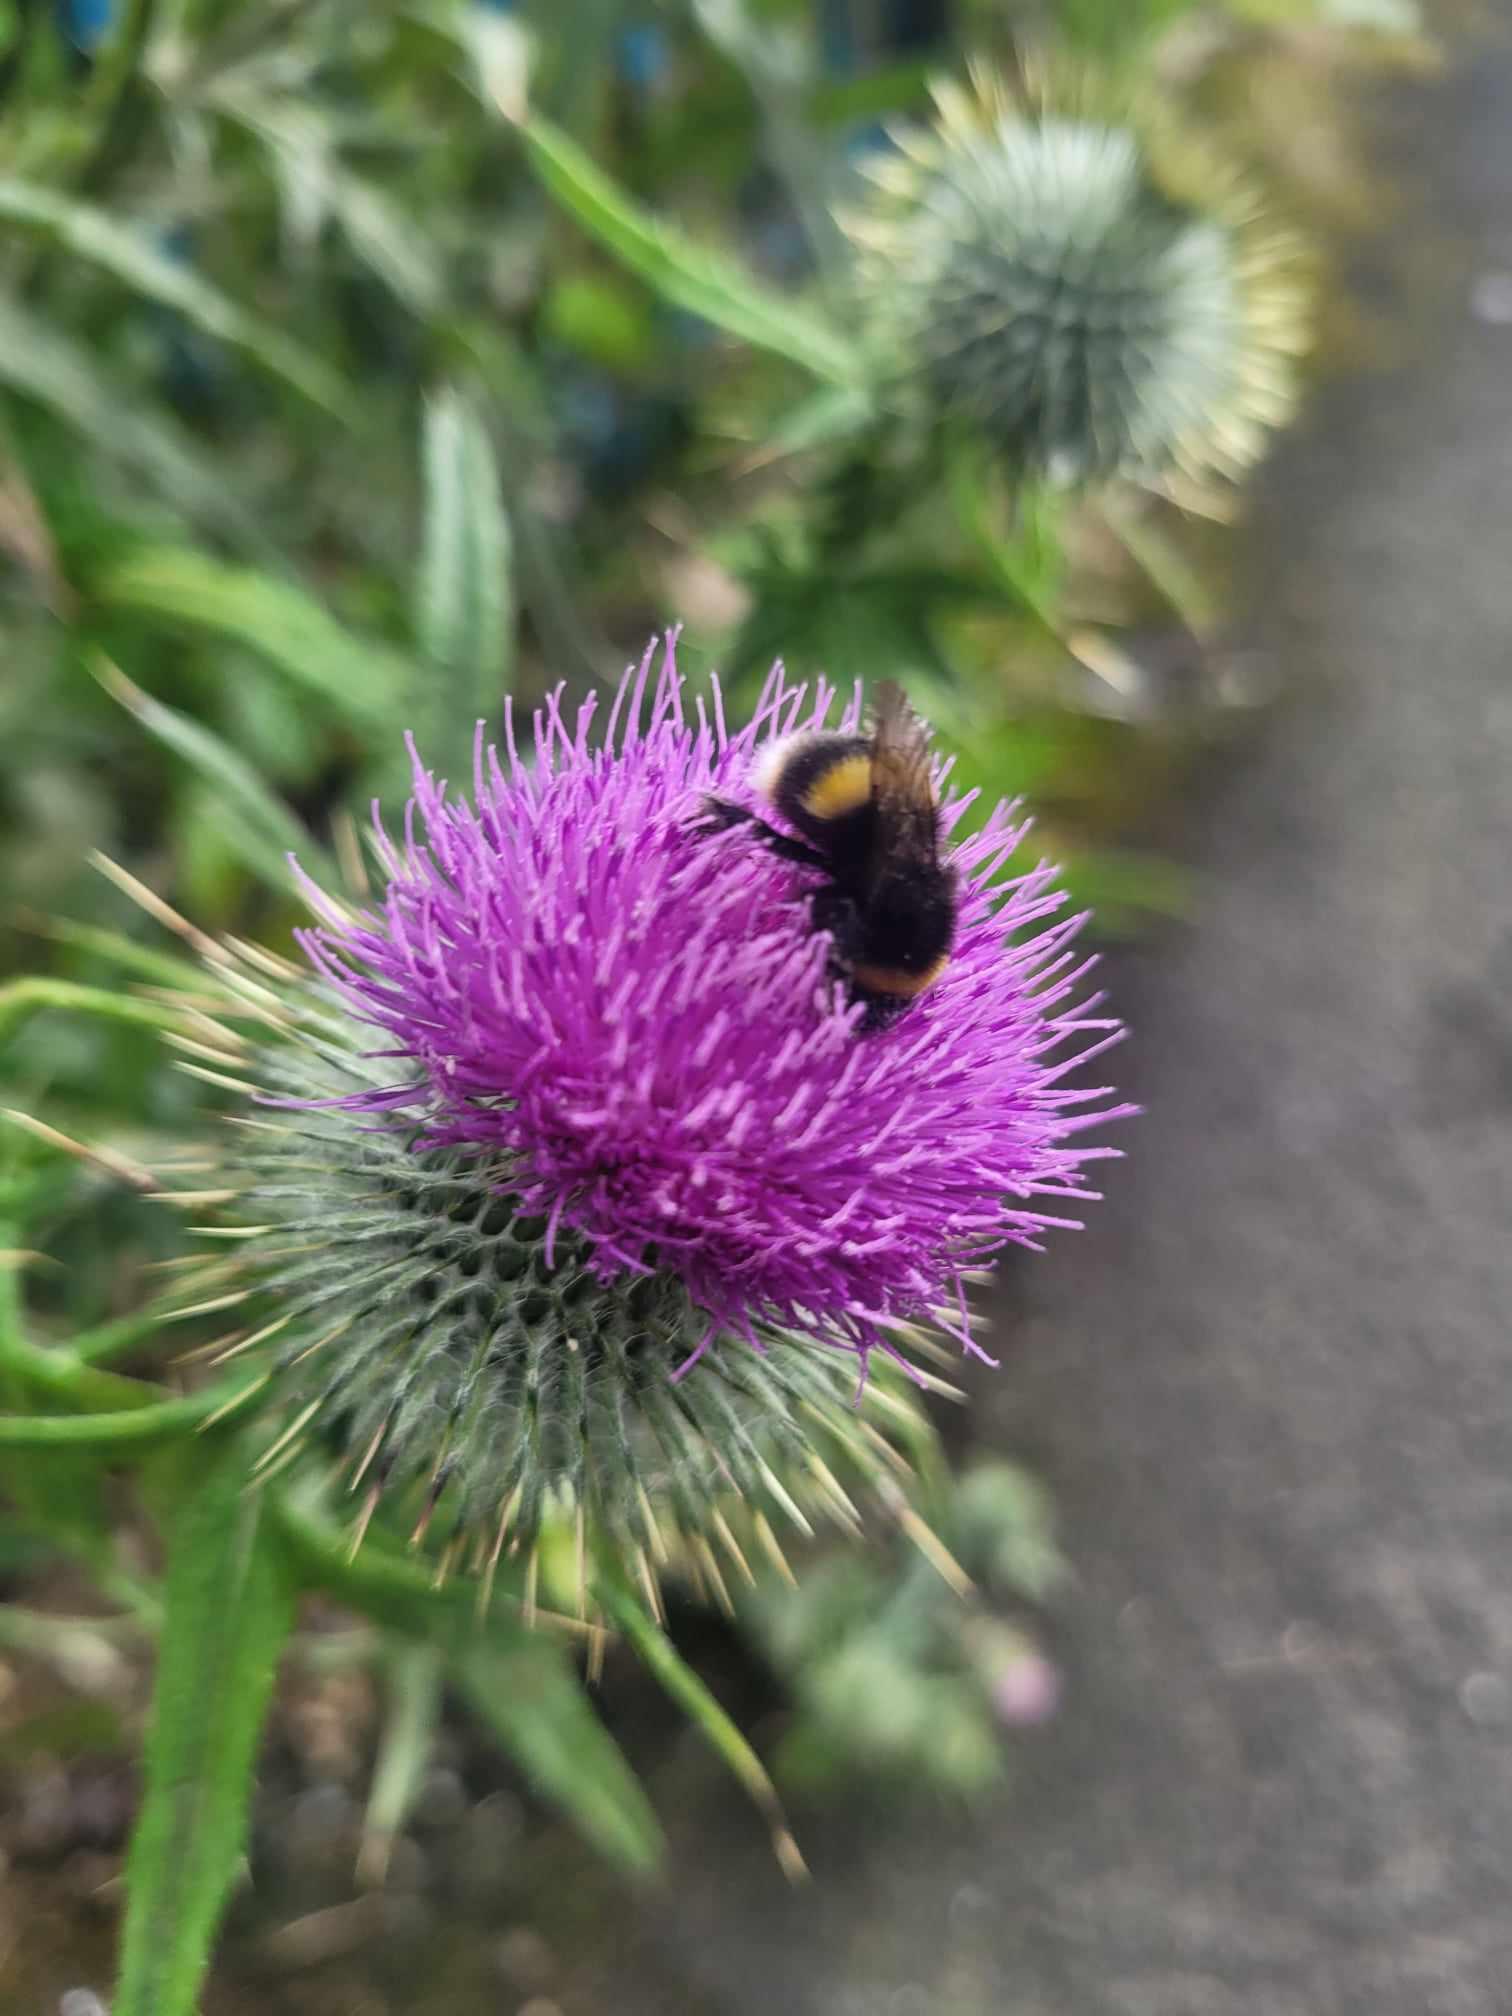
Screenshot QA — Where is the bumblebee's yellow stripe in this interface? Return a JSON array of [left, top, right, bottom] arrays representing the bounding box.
[[850, 955, 949, 1000], [801, 753, 872, 821]]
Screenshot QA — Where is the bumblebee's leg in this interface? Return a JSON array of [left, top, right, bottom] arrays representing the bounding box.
[[855, 991, 906, 1034], [696, 795, 758, 835], [809, 890, 898, 1031], [697, 796, 829, 870]]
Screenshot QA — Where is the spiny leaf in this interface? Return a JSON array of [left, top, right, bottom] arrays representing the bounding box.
[[359, 1642, 445, 1886], [518, 114, 861, 386], [91, 657, 338, 892], [95, 547, 413, 728], [114, 1444, 297, 2016], [596, 1577, 805, 1879], [457, 1641, 663, 1874], [0, 179, 347, 414]]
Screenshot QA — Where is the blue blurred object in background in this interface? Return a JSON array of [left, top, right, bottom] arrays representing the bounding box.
[[57, 0, 113, 56], [615, 20, 670, 94]]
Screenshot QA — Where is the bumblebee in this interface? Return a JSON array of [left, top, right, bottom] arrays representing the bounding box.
[[701, 681, 956, 1029]]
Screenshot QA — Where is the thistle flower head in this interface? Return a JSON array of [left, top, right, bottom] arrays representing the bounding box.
[[177, 638, 1128, 1574], [297, 638, 1128, 1375], [845, 64, 1309, 486], [227, 1019, 951, 1576]]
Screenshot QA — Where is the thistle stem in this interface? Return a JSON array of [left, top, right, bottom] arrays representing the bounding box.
[[947, 450, 1068, 650], [1099, 487, 1219, 640]]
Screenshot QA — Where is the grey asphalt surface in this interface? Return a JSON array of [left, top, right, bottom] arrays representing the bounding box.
[[582, 35, 1512, 2016]]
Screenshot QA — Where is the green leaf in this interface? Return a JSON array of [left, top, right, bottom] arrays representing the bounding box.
[[1061, 848, 1196, 937], [271, 1499, 659, 1873], [15, 915, 207, 992], [272, 1490, 539, 1651], [0, 295, 263, 550], [0, 1453, 112, 1561], [272, 1490, 660, 1869], [761, 383, 877, 458], [327, 170, 443, 315], [69, 1303, 185, 1369], [456, 1641, 663, 1874], [0, 1316, 171, 1415], [416, 388, 513, 762], [0, 975, 189, 1047], [0, 1444, 117, 1542], [442, 2, 532, 119], [0, 1223, 115, 1542], [1098, 488, 1217, 639], [953, 1462, 1065, 1602], [946, 450, 1067, 647], [596, 1579, 804, 1878], [358, 1642, 444, 1886], [91, 657, 336, 892], [0, 1214, 23, 1363], [96, 547, 413, 728], [518, 114, 860, 386], [539, 272, 658, 374], [0, 1379, 261, 1450], [0, 180, 347, 414], [114, 1446, 297, 2016], [216, 91, 442, 314]]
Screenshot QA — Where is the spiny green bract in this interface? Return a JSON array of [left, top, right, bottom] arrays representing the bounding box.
[[201, 991, 943, 1594], [846, 65, 1309, 487]]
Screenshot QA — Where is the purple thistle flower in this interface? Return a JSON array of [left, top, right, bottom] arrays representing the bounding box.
[[296, 635, 1131, 1380]]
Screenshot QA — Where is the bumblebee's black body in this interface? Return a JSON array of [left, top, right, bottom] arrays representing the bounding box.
[[702, 682, 956, 1029]]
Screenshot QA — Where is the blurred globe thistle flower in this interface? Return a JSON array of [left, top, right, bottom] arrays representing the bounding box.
[[844, 63, 1309, 487], [157, 639, 1128, 1591]]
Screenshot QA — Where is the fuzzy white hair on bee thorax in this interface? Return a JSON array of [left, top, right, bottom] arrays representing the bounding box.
[[752, 731, 812, 803]]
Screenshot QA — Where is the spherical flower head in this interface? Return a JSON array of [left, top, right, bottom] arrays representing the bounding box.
[[845, 64, 1310, 486], [296, 635, 1131, 1385]]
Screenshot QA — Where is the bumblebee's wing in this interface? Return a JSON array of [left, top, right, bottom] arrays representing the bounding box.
[[868, 681, 939, 868]]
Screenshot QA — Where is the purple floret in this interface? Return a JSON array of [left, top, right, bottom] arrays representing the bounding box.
[[295, 636, 1132, 1376]]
